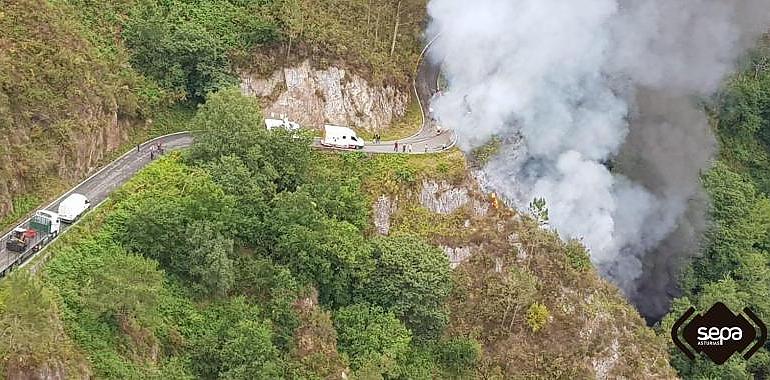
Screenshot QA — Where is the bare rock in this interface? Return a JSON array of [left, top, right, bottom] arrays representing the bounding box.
[[419, 180, 470, 214], [441, 246, 473, 269], [240, 60, 408, 132], [592, 339, 621, 380], [373, 195, 397, 235]]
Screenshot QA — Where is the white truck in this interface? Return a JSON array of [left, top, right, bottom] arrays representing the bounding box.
[[320, 125, 365, 150], [57, 193, 90, 223], [5, 210, 60, 255]]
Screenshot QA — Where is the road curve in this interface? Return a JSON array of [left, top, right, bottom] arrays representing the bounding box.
[[0, 38, 449, 277], [0, 132, 193, 275], [317, 34, 454, 154]]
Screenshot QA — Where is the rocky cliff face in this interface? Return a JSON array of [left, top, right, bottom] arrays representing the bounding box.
[[0, 98, 132, 218], [240, 60, 409, 132], [369, 171, 676, 379], [0, 0, 141, 221]]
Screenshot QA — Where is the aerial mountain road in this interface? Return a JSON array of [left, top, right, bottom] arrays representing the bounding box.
[[0, 40, 450, 278], [0, 132, 194, 276]]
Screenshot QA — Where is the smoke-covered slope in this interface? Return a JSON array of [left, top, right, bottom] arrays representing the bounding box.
[[426, 0, 770, 319]]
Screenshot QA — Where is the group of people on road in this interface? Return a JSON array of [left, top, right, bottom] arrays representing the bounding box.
[[137, 142, 165, 160], [373, 133, 382, 144], [394, 142, 416, 153]]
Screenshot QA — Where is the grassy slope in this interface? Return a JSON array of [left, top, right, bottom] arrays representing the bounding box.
[[0, 0, 175, 229]]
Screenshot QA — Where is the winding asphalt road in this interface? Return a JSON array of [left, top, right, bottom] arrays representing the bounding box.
[[0, 40, 449, 277], [0, 133, 194, 275]]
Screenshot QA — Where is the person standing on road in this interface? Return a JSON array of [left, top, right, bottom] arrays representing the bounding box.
[[408, 144, 413, 153], [402, 144, 406, 153], [136, 144, 140, 152], [424, 144, 428, 153], [394, 141, 399, 152]]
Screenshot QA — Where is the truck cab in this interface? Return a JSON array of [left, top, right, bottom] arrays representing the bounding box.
[[31, 210, 61, 236]]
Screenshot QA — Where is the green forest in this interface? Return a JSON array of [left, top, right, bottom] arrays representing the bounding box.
[[0, 86, 676, 379], [4, 0, 770, 379], [662, 40, 770, 379], [0, 89, 479, 378]]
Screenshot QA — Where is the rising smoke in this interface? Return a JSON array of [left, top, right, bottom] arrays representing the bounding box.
[[426, 0, 770, 319]]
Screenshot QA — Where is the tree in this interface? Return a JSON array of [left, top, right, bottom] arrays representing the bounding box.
[[186, 221, 236, 299], [203, 155, 274, 244], [189, 88, 313, 192], [0, 273, 84, 376], [233, 256, 300, 349], [113, 157, 235, 270], [123, 0, 278, 101], [188, 88, 269, 162], [529, 197, 549, 226], [270, 197, 375, 308], [333, 303, 411, 375], [434, 337, 481, 378], [220, 320, 284, 379], [388, 0, 422, 57], [82, 252, 164, 323], [189, 298, 270, 379], [689, 163, 770, 285], [358, 235, 452, 341], [304, 176, 369, 231]]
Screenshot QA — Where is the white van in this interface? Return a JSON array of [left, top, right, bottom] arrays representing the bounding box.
[[321, 125, 365, 150], [265, 117, 301, 132], [57, 193, 90, 223]]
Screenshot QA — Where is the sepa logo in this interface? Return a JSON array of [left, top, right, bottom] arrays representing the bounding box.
[[671, 302, 767, 364]]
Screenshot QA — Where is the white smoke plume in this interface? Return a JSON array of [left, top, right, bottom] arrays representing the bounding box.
[[426, 0, 770, 318]]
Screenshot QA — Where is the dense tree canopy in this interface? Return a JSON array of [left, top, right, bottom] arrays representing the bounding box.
[[359, 235, 453, 341], [666, 43, 770, 379], [333, 303, 412, 375], [124, 0, 278, 101]]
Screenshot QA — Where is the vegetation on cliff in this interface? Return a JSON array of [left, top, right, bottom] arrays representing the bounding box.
[[0, 89, 676, 378], [662, 38, 770, 379], [0, 0, 426, 223]]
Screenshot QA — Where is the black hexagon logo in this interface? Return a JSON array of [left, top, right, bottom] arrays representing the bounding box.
[[672, 302, 767, 365]]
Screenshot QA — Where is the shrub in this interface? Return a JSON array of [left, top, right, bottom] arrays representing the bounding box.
[[435, 337, 481, 376], [526, 302, 550, 333], [564, 239, 592, 271]]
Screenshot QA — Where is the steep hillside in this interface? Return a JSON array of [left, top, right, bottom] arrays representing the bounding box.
[[0, 0, 157, 218], [1, 1, 683, 379], [661, 38, 770, 379], [0, 0, 426, 224], [351, 152, 676, 379], [0, 90, 675, 379]]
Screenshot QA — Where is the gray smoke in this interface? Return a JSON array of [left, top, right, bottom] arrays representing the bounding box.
[[426, 0, 770, 318]]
